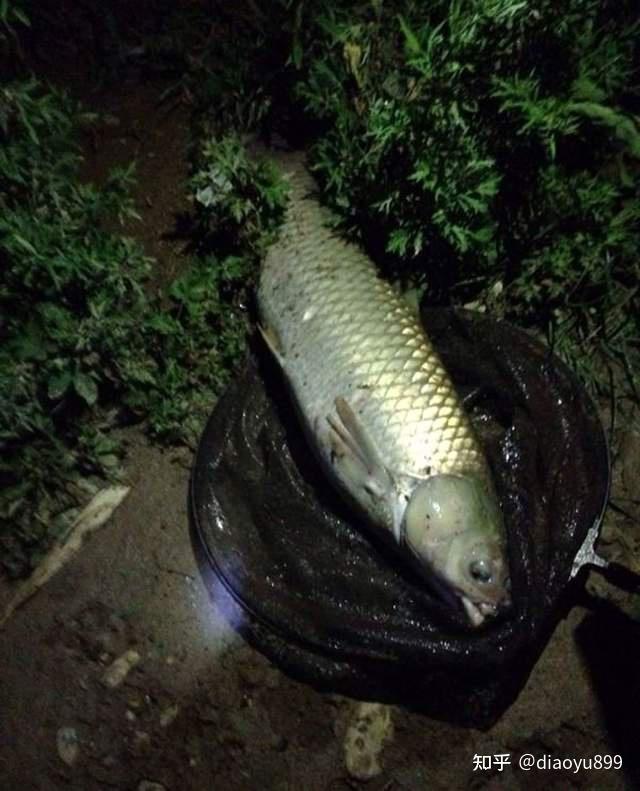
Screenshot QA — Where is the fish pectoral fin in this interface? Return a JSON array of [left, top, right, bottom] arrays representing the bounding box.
[[327, 397, 393, 502], [258, 323, 286, 368], [334, 397, 386, 475]]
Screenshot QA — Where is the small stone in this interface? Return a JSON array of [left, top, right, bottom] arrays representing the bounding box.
[[159, 703, 180, 728], [125, 710, 137, 722], [343, 702, 394, 781], [137, 782, 166, 791], [101, 649, 141, 689], [57, 726, 80, 767]]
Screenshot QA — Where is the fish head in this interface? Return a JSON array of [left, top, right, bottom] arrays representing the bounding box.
[[403, 474, 510, 627]]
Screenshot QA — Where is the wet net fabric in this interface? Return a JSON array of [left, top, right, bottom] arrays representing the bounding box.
[[190, 308, 609, 727]]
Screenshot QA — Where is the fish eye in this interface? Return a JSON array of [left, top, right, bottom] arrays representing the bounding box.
[[469, 558, 492, 584]]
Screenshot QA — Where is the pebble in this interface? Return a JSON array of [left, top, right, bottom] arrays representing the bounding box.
[[159, 703, 180, 728], [101, 649, 141, 689], [57, 726, 80, 767], [343, 702, 394, 781], [137, 783, 166, 791]]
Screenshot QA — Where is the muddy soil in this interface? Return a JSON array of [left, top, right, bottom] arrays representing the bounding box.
[[1, 65, 640, 791]]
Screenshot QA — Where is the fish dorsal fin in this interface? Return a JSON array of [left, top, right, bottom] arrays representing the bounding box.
[[258, 323, 286, 369]]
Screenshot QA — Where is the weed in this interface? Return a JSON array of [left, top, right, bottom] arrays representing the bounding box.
[[286, 0, 640, 392], [0, 24, 287, 576]]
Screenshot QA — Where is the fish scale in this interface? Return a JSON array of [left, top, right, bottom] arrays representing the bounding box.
[[258, 156, 489, 485]]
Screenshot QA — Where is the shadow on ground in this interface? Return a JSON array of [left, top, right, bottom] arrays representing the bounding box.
[[575, 602, 640, 788]]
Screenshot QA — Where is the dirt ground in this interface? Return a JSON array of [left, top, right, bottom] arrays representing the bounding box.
[[2, 68, 640, 791]]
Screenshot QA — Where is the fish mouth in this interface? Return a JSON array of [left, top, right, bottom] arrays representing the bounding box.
[[461, 596, 498, 627], [403, 544, 508, 627]]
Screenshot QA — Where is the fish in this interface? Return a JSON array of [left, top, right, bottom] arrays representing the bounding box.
[[257, 152, 510, 627]]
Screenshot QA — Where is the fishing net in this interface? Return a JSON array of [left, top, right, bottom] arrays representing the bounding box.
[[190, 308, 609, 727]]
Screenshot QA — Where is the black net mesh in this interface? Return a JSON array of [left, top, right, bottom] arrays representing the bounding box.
[[190, 308, 609, 727]]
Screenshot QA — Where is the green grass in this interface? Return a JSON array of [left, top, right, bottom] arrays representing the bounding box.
[[153, 0, 640, 397], [0, 52, 287, 577]]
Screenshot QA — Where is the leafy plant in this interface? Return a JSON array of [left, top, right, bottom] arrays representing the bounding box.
[[0, 76, 157, 574], [0, 67, 288, 575], [137, 254, 251, 444], [0, 0, 30, 58], [136, 132, 289, 444], [145, 0, 640, 392], [190, 133, 290, 255], [281, 0, 640, 392]]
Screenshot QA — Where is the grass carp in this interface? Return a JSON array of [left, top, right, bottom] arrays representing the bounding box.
[[257, 153, 510, 627]]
